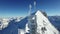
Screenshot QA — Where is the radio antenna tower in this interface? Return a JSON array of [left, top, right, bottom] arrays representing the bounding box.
[[34, 0, 36, 11], [29, 4, 32, 16]]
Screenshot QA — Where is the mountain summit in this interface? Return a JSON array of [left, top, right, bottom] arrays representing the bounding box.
[[0, 10, 59, 34], [25, 10, 59, 34]]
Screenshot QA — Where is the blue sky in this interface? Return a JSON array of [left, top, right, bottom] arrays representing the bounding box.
[[0, 0, 60, 17]]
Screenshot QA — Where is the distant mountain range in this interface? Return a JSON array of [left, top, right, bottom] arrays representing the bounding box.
[[0, 13, 60, 34], [0, 17, 23, 30], [0, 16, 59, 31], [0, 16, 60, 31], [48, 16, 60, 31]]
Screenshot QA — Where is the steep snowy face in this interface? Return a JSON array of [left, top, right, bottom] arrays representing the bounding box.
[[0, 18, 10, 30], [35, 10, 59, 34]]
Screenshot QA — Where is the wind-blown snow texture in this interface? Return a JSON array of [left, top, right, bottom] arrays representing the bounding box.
[[0, 10, 60, 34]]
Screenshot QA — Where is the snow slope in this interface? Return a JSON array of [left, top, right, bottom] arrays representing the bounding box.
[[26, 10, 59, 34], [36, 10, 59, 34]]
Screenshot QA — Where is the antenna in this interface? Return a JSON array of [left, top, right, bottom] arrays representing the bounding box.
[[34, 1, 36, 6], [29, 4, 32, 16], [34, 0, 36, 11]]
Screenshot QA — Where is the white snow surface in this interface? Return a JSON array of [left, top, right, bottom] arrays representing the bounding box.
[[26, 10, 59, 34], [0, 17, 23, 30], [18, 29, 25, 34], [25, 23, 30, 33], [0, 18, 10, 30], [35, 10, 59, 34]]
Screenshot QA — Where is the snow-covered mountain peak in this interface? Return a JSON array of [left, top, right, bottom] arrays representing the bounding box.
[[35, 10, 59, 34], [35, 10, 47, 27], [35, 10, 46, 17], [25, 10, 59, 34]]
